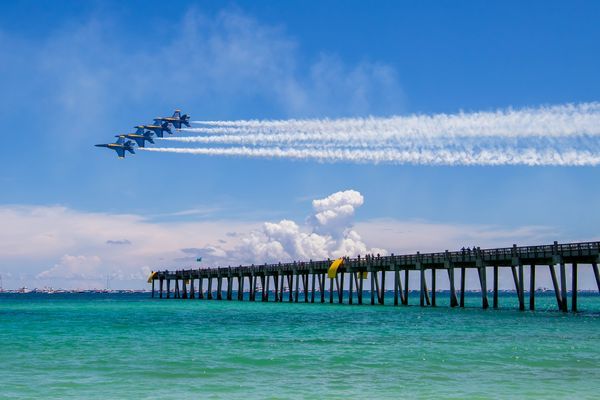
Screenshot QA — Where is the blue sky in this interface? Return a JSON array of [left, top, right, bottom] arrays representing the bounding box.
[[0, 1, 599, 289]]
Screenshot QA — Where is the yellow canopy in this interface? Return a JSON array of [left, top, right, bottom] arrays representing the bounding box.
[[146, 271, 158, 283], [328, 258, 368, 279], [328, 258, 344, 278]]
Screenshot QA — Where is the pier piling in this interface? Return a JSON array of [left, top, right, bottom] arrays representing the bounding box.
[[572, 263, 578, 312]]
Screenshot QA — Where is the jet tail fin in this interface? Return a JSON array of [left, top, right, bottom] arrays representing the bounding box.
[[181, 114, 190, 127], [161, 121, 172, 134]]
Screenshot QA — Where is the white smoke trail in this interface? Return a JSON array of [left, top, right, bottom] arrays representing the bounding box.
[[139, 146, 600, 166], [149, 103, 600, 166], [190, 103, 600, 138]]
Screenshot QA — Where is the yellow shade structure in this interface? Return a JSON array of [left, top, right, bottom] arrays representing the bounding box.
[[328, 258, 368, 279], [328, 258, 344, 278], [146, 271, 158, 283]]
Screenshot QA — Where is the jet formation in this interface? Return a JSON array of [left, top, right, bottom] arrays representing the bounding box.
[[95, 109, 189, 158]]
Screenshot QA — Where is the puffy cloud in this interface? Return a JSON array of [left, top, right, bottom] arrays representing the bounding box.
[[311, 189, 364, 232], [219, 190, 385, 264]]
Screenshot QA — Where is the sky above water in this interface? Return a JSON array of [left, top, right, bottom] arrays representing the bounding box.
[[0, 0, 599, 289]]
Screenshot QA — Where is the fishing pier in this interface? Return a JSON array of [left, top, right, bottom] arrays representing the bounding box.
[[149, 241, 600, 312]]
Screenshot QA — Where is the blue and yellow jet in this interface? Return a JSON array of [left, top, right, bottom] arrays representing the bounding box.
[[116, 130, 154, 148], [153, 109, 191, 130], [95, 136, 135, 158], [134, 121, 172, 138]]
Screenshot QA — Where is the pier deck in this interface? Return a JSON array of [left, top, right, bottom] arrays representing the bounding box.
[[150, 241, 600, 312]]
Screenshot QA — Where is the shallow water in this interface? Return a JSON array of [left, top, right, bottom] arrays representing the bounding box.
[[1, 292, 599, 399]]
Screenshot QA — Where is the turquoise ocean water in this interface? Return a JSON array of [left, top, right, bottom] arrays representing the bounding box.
[[1, 292, 599, 399]]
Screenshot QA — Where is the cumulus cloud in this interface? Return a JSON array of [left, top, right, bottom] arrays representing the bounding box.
[[216, 190, 386, 264]]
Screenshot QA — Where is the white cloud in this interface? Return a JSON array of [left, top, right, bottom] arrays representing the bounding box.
[[215, 190, 384, 265]]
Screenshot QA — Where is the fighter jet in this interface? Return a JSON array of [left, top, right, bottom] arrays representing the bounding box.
[[153, 109, 190, 129], [116, 130, 154, 148], [95, 136, 135, 158], [134, 121, 172, 138]]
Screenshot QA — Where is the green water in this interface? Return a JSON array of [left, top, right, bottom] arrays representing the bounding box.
[[1, 292, 599, 399]]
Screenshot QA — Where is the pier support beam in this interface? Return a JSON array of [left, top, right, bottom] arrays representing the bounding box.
[[336, 273, 342, 304], [518, 264, 524, 311], [560, 262, 568, 312], [370, 269, 375, 305], [373, 271, 381, 305], [477, 267, 488, 309], [448, 268, 458, 307], [423, 272, 431, 306], [199, 278, 204, 300], [166, 279, 170, 299], [593, 263, 600, 293], [182, 277, 188, 299], [237, 276, 243, 301], [493, 266, 498, 309], [349, 271, 354, 305], [190, 278, 195, 299], [394, 267, 399, 306], [303, 273, 309, 303], [358, 272, 364, 305], [159, 278, 163, 299], [329, 276, 334, 304], [510, 266, 519, 307], [431, 269, 436, 307], [529, 265, 535, 311], [265, 274, 271, 302], [311, 273, 316, 303], [460, 267, 466, 308], [207, 277, 213, 300], [420, 266, 425, 307], [294, 272, 300, 303], [572, 263, 578, 312], [226, 276, 232, 300], [174, 278, 180, 299], [403, 270, 409, 306], [380, 271, 386, 305], [549, 265, 561, 310], [320, 273, 325, 303], [288, 274, 293, 302]]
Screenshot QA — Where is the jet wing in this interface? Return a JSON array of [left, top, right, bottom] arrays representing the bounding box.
[[115, 147, 125, 158], [133, 137, 145, 147], [153, 128, 164, 138]]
